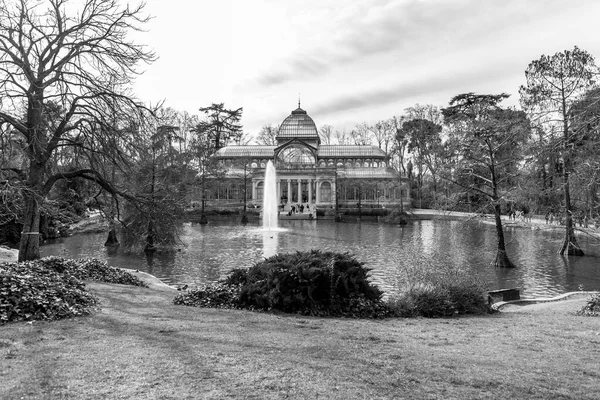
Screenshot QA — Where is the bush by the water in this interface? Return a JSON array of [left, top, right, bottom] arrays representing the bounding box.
[[386, 255, 491, 317], [174, 250, 491, 319], [175, 250, 392, 318], [1, 257, 147, 324], [576, 294, 600, 317], [36, 257, 148, 287], [386, 281, 490, 317]]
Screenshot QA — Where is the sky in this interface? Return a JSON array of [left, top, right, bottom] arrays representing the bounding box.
[[131, 0, 600, 138]]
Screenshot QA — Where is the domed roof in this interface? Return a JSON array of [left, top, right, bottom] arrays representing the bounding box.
[[277, 104, 319, 141]]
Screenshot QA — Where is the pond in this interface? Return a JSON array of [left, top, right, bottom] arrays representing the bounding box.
[[41, 219, 600, 298]]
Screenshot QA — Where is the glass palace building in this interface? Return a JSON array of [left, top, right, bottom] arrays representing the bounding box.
[[200, 104, 409, 215]]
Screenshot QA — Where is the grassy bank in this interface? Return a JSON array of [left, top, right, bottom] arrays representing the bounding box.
[[1, 272, 598, 399]]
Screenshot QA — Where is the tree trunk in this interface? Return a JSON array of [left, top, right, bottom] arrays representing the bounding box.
[[104, 222, 119, 246], [18, 190, 42, 262], [559, 172, 584, 256], [18, 160, 47, 261], [144, 220, 156, 252], [559, 92, 584, 256], [493, 203, 515, 268]]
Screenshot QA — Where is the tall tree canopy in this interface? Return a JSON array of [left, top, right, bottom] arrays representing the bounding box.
[[0, 0, 156, 261], [197, 103, 243, 151], [519, 46, 599, 256]]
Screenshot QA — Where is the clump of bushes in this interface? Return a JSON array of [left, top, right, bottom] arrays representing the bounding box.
[[386, 281, 490, 318], [576, 294, 600, 317], [386, 254, 491, 317], [174, 250, 491, 319], [175, 250, 392, 318], [1, 257, 147, 324]]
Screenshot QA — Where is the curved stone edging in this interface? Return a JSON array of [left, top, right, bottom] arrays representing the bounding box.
[[120, 268, 179, 291], [493, 291, 599, 311]]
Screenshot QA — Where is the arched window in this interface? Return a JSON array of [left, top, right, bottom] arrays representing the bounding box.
[[277, 145, 315, 166], [320, 182, 331, 202], [256, 181, 264, 201]]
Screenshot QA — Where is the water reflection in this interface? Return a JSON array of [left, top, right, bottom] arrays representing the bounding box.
[[40, 219, 600, 297], [262, 229, 279, 259]]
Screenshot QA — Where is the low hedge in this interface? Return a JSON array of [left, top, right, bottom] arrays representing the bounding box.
[[1, 257, 147, 324]]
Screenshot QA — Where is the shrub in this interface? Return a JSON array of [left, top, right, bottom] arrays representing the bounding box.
[[174, 251, 491, 319], [381, 208, 410, 224], [1, 257, 147, 324], [174, 250, 392, 318], [576, 294, 600, 317], [237, 250, 385, 316], [1, 261, 98, 324], [173, 282, 241, 309], [224, 268, 248, 286], [37, 257, 148, 287], [387, 280, 490, 318], [386, 254, 491, 317]]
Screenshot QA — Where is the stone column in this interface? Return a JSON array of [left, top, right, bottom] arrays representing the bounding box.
[[316, 180, 321, 203], [332, 179, 336, 205], [287, 180, 292, 204], [251, 180, 257, 202], [308, 179, 313, 204], [297, 179, 302, 203], [276, 180, 281, 203]]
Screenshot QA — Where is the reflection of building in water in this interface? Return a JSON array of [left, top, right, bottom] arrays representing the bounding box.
[[418, 220, 435, 256], [190, 103, 409, 216], [262, 231, 279, 259]]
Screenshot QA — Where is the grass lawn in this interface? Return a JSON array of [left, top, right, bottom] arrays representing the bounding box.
[[1, 272, 599, 400]]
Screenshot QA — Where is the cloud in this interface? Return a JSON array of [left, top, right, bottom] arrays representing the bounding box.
[[311, 55, 524, 117], [247, 0, 575, 90]]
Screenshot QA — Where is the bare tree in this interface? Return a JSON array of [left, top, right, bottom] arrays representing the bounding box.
[[405, 103, 444, 125], [520, 46, 599, 256], [318, 124, 334, 145], [0, 0, 156, 261], [372, 119, 395, 162], [351, 122, 373, 145], [333, 128, 349, 145], [256, 124, 279, 145]]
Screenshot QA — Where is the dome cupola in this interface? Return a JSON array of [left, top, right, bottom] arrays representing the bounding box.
[[276, 101, 320, 144]]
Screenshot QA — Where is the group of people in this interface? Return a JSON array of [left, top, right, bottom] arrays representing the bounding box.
[[545, 210, 592, 228], [508, 208, 531, 222], [281, 203, 314, 217]]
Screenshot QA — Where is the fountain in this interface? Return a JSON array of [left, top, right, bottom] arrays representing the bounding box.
[[262, 160, 278, 229]]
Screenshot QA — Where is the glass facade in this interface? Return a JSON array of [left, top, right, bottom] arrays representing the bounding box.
[[203, 104, 409, 210]]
